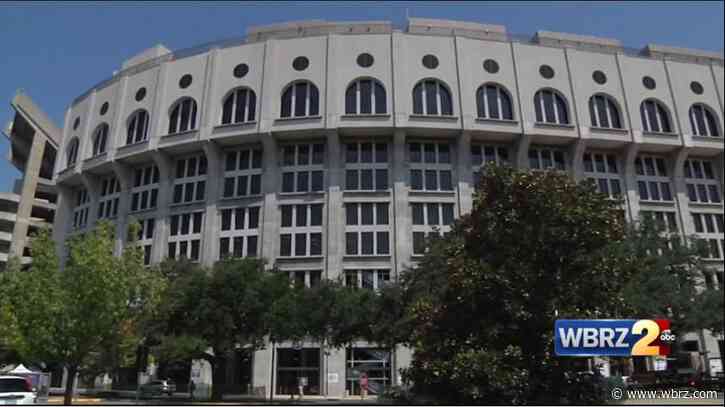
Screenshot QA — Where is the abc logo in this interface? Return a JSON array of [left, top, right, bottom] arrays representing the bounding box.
[[659, 329, 676, 343]]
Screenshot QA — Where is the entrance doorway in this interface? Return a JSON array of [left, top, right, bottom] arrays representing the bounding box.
[[276, 348, 320, 395], [345, 348, 391, 396]]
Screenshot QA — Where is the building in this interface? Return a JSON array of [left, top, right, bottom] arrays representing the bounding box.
[[1, 91, 59, 268], [46, 18, 723, 397]]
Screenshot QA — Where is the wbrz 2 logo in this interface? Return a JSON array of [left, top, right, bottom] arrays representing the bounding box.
[[554, 319, 674, 357]]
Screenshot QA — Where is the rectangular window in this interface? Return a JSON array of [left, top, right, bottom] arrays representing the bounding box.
[[130, 165, 160, 213], [409, 142, 455, 192], [635, 155, 673, 203], [684, 159, 722, 204], [411, 202, 456, 255], [280, 143, 325, 194], [344, 269, 391, 291], [345, 143, 390, 191], [168, 211, 203, 261], [279, 203, 324, 257], [97, 175, 121, 220], [583, 152, 625, 200], [529, 147, 567, 171], [471, 144, 510, 188], [172, 155, 207, 204], [344, 202, 391, 256], [218, 206, 261, 259], [690, 212, 724, 260]]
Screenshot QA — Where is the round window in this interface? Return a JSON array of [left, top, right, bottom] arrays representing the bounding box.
[[292, 56, 309, 71], [483, 59, 499, 74], [179, 74, 193, 89], [100, 102, 109, 116], [357, 53, 374, 68], [422, 54, 439, 69], [690, 81, 704, 95], [642, 76, 656, 90], [592, 71, 607, 85], [539, 65, 555, 79], [135, 87, 147, 102], [233, 63, 249, 78], [72, 117, 80, 130]]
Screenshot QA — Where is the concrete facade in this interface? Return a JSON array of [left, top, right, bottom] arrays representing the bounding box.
[[1, 91, 59, 267], [49, 19, 724, 397]]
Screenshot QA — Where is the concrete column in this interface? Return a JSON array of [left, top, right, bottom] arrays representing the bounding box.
[[202, 141, 223, 267], [151, 152, 174, 264], [394, 346, 413, 386], [112, 161, 134, 255], [457, 131, 473, 215], [325, 131, 343, 280], [392, 129, 410, 279], [325, 347, 346, 397], [514, 134, 532, 169], [569, 139, 589, 182], [622, 144, 641, 222], [670, 149, 691, 240], [10, 133, 47, 257], [53, 184, 74, 265], [80, 173, 101, 228], [252, 345, 273, 398], [260, 134, 280, 267]]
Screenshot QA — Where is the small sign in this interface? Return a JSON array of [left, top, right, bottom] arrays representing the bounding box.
[[327, 373, 339, 384]]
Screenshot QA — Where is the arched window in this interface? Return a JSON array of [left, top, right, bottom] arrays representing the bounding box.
[[640, 99, 672, 133], [413, 79, 453, 116], [91, 123, 109, 156], [689, 103, 720, 138], [589, 94, 622, 129], [534, 89, 569, 125], [345, 78, 387, 115], [221, 87, 256, 124], [476, 83, 513, 120], [281, 81, 319, 118], [127, 110, 149, 145], [66, 137, 79, 167], [168, 98, 198, 134]]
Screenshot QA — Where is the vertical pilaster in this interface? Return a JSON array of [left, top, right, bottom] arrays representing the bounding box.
[[151, 151, 174, 264], [10, 133, 47, 258], [111, 161, 134, 255], [325, 131, 343, 280], [623, 144, 640, 222], [457, 131, 473, 215], [260, 135, 280, 267], [80, 173, 101, 228], [514, 134, 532, 169], [671, 149, 692, 240], [202, 141, 223, 267], [53, 184, 74, 265], [569, 139, 589, 182], [392, 129, 409, 280]]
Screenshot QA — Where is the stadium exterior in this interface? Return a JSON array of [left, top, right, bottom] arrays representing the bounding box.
[[47, 18, 723, 397]]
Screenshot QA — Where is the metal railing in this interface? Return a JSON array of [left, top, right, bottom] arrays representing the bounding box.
[[70, 25, 723, 107]]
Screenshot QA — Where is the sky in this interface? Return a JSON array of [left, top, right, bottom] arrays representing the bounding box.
[[1, 1, 723, 192]]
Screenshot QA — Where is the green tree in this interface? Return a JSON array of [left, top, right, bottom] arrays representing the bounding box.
[[1, 222, 153, 405], [387, 165, 638, 404], [618, 217, 724, 363], [148, 257, 292, 401]]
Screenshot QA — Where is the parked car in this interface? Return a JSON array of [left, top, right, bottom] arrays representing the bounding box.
[[139, 379, 176, 397], [0, 376, 36, 405]]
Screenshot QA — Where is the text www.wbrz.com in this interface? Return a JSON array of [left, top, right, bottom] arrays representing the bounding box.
[[610, 387, 719, 400]]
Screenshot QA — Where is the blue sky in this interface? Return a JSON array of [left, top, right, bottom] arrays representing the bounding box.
[[1, 1, 723, 192]]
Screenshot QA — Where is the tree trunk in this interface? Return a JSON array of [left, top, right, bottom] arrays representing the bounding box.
[[63, 365, 78, 406], [210, 355, 227, 402]]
